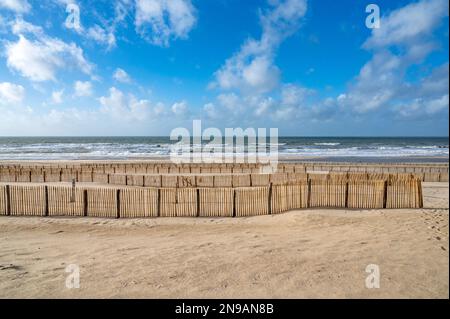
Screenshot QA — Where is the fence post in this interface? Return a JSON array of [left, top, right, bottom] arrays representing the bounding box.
[[383, 180, 388, 208], [307, 179, 312, 208], [196, 188, 200, 217], [417, 179, 424, 208], [268, 182, 273, 215], [116, 189, 121, 219], [157, 188, 161, 217], [232, 189, 236, 218], [83, 189, 88, 217], [5, 185, 11, 216]]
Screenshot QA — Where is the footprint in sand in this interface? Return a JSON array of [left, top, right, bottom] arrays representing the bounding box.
[[421, 210, 448, 249]]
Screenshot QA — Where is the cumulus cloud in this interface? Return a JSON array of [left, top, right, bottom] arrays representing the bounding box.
[[253, 96, 274, 117], [0, 82, 25, 104], [113, 68, 132, 83], [0, 85, 175, 135], [52, 0, 121, 49], [99, 86, 166, 121], [339, 0, 449, 116], [11, 18, 43, 35], [86, 25, 116, 49], [171, 100, 188, 116], [281, 84, 314, 106], [5, 20, 93, 82], [51, 90, 64, 104], [203, 103, 219, 119], [135, 0, 197, 46], [0, 0, 30, 13], [74, 81, 93, 97], [364, 0, 449, 49], [212, 0, 307, 94], [207, 0, 448, 127]]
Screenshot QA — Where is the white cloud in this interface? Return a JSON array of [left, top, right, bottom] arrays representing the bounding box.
[[52, 0, 121, 49], [364, 0, 449, 49], [338, 51, 401, 113], [135, 0, 197, 46], [99, 87, 166, 121], [425, 94, 449, 114], [397, 94, 449, 119], [113, 68, 132, 83], [5, 20, 93, 82], [114, 0, 132, 23], [281, 84, 314, 106], [11, 18, 43, 35], [415, 63, 449, 98], [99, 87, 128, 117], [273, 106, 296, 121], [339, 0, 449, 115], [51, 90, 64, 104], [74, 81, 93, 97], [253, 96, 274, 117], [0, 87, 180, 135], [171, 100, 188, 116], [212, 0, 307, 94], [203, 102, 218, 119], [53, 0, 78, 6], [0, 82, 25, 104], [241, 56, 280, 93], [86, 25, 116, 49], [217, 93, 241, 114], [207, 0, 448, 126], [154, 102, 165, 116], [0, 0, 30, 13]]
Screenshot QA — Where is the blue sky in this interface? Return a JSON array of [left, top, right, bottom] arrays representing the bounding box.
[[0, 0, 448, 136]]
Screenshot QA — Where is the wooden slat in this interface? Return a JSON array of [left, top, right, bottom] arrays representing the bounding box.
[[0, 185, 7, 215], [10, 185, 46, 216], [86, 188, 117, 218], [198, 188, 234, 217], [235, 187, 269, 217], [160, 188, 197, 217], [119, 188, 158, 218], [47, 186, 84, 216]]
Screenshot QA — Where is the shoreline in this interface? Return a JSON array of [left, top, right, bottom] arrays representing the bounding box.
[[0, 156, 449, 164]]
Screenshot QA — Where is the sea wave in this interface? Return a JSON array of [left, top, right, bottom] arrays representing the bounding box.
[[0, 138, 448, 160], [313, 143, 341, 146]]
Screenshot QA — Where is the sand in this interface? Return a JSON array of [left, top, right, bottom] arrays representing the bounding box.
[[0, 182, 448, 299]]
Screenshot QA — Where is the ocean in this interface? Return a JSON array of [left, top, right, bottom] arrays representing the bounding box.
[[0, 136, 448, 162]]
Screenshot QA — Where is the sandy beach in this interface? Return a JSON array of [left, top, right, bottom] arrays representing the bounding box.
[[0, 182, 447, 299]]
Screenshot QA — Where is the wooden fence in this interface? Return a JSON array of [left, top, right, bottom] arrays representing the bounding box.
[[1, 162, 448, 183], [0, 185, 8, 216], [0, 177, 423, 218]]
